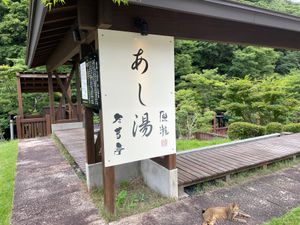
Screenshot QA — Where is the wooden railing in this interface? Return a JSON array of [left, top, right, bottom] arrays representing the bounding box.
[[213, 127, 228, 136], [16, 115, 51, 139]]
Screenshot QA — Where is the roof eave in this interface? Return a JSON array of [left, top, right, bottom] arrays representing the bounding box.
[[26, 0, 47, 68], [128, 0, 300, 33]]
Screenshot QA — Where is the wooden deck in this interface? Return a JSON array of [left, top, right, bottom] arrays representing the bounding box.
[[177, 133, 300, 187], [54, 128, 300, 188], [54, 128, 88, 174]]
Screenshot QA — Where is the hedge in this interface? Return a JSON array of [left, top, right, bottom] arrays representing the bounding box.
[[282, 123, 300, 133], [228, 122, 265, 140], [266, 122, 282, 134]]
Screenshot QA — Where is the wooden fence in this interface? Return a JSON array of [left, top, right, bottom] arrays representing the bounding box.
[[213, 127, 228, 136], [16, 115, 51, 139]]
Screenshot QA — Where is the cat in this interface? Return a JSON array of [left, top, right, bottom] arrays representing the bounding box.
[[202, 203, 251, 225]]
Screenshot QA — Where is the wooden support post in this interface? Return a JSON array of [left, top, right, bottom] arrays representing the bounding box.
[[98, 0, 113, 29], [45, 114, 51, 135], [16, 74, 24, 118], [165, 154, 176, 170], [293, 155, 297, 162], [84, 107, 95, 164], [48, 72, 55, 124], [98, 108, 115, 214], [16, 116, 22, 139], [225, 174, 231, 182], [103, 166, 115, 214], [213, 112, 217, 133], [263, 164, 268, 170], [54, 72, 76, 119], [67, 84, 74, 118], [56, 68, 75, 120]]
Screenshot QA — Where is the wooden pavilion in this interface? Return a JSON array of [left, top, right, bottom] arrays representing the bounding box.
[[16, 71, 83, 138], [25, 0, 300, 214]]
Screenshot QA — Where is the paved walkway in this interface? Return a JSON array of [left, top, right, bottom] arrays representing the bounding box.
[[111, 164, 300, 225], [12, 137, 105, 225], [12, 136, 300, 225]]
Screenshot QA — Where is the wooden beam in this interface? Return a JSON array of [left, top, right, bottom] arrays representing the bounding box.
[[84, 107, 95, 164], [48, 72, 55, 124], [56, 69, 74, 120], [46, 30, 79, 72], [111, 4, 300, 50], [45, 6, 77, 24], [98, 0, 113, 29], [54, 72, 75, 111], [16, 73, 24, 118], [46, 30, 95, 72], [42, 19, 74, 32], [77, 0, 97, 30]]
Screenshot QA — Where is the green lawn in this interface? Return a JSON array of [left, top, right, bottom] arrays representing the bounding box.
[[263, 207, 300, 225], [176, 138, 231, 151], [0, 140, 18, 225]]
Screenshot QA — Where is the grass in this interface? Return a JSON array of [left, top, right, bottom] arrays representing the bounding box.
[[91, 177, 173, 222], [176, 138, 231, 151], [188, 157, 300, 195], [263, 207, 300, 225], [0, 140, 18, 225]]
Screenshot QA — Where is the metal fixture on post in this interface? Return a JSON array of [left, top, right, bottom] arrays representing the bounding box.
[[10, 119, 14, 140]]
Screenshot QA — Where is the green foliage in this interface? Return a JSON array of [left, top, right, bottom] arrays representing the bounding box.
[[237, 0, 300, 16], [0, 140, 18, 225], [176, 138, 231, 151], [265, 122, 282, 134], [282, 123, 300, 133], [263, 207, 300, 225], [0, 0, 27, 65], [229, 46, 280, 78], [178, 69, 226, 110], [0, 60, 50, 134], [175, 54, 193, 81], [228, 122, 265, 140], [116, 190, 127, 207], [220, 75, 300, 125], [39, 0, 128, 9]]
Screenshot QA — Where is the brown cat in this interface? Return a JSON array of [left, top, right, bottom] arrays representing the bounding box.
[[202, 203, 250, 225]]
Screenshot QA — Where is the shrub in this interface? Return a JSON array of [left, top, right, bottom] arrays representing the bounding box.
[[283, 123, 300, 133], [266, 122, 282, 134], [228, 122, 265, 140]]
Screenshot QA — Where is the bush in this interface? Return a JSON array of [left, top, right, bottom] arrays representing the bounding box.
[[283, 123, 300, 133], [228, 122, 266, 140], [266, 122, 282, 134]]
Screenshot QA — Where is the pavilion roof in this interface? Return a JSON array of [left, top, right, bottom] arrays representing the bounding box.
[[26, 0, 300, 70], [17, 72, 68, 93]]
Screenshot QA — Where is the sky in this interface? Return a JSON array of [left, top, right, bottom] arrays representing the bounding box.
[[290, 0, 300, 2]]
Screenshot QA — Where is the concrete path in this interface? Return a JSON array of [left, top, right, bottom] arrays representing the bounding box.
[[12, 137, 105, 225], [111, 164, 300, 225]]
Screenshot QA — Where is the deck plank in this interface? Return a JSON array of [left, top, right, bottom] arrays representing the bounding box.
[[177, 133, 300, 186]]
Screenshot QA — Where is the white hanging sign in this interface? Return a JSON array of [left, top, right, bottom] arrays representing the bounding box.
[[98, 29, 176, 167]]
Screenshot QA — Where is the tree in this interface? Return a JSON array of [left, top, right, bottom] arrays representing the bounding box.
[[0, 0, 27, 65], [229, 46, 280, 78], [175, 89, 214, 139], [275, 50, 300, 75], [220, 77, 259, 123], [177, 69, 226, 111]]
